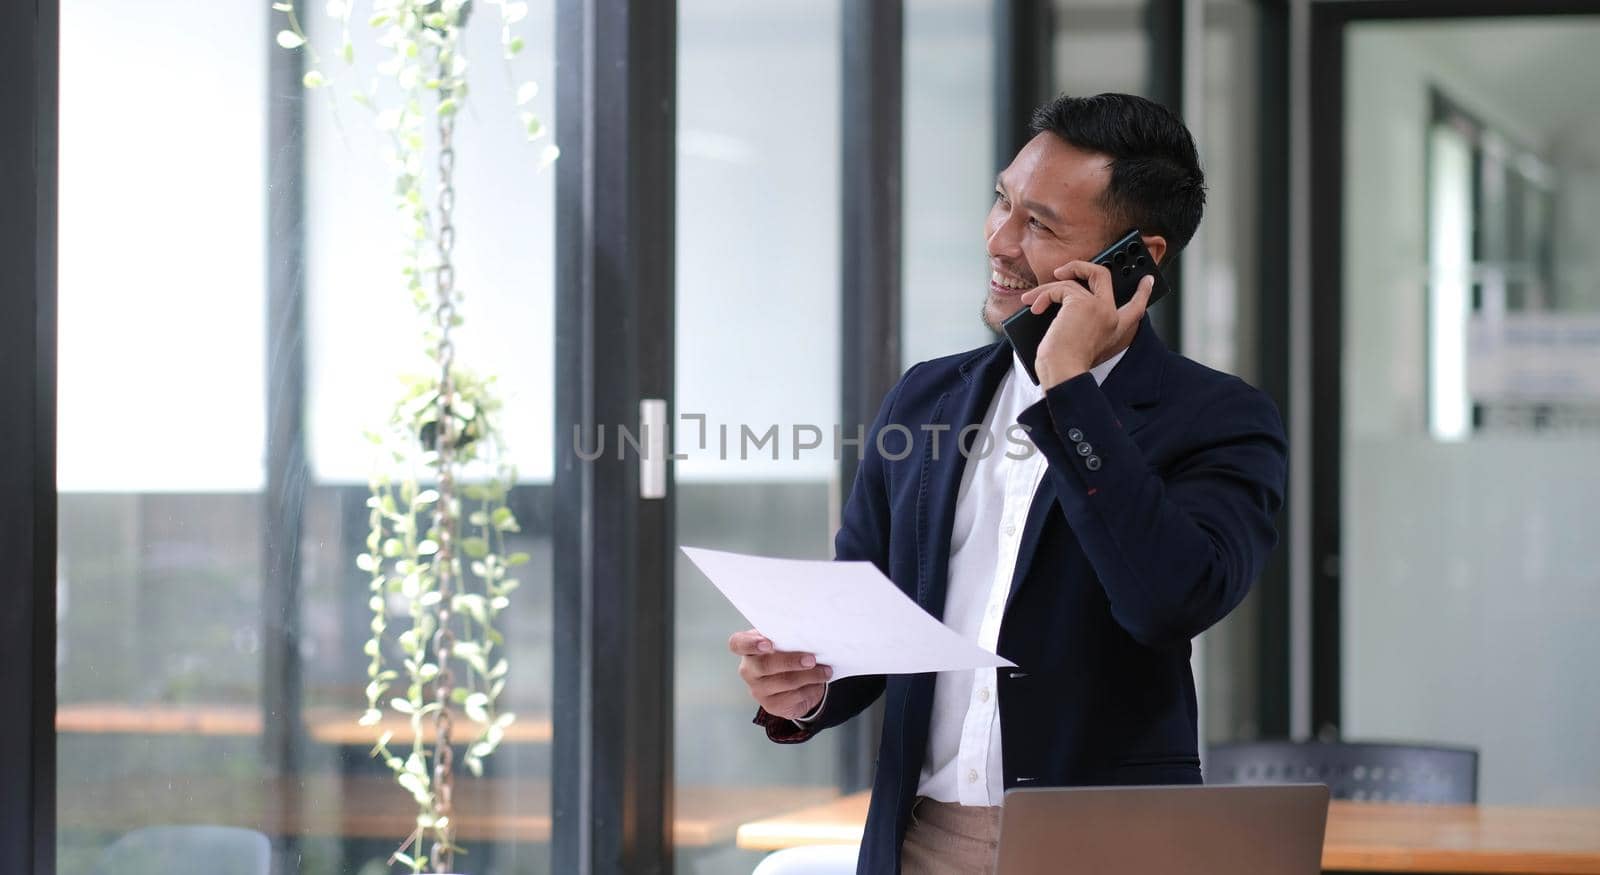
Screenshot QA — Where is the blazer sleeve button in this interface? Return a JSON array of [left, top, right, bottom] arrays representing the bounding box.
[[1076, 441, 1093, 456], [1086, 455, 1102, 471]]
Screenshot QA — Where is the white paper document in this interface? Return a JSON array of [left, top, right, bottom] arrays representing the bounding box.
[[681, 546, 1017, 680]]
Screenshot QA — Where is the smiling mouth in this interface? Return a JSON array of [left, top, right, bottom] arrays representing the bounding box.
[[990, 270, 1036, 295]]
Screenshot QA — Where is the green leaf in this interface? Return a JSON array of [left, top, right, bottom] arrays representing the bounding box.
[[369, 12, 391, 26], [437, 98, 458, 116], [272, 3, 294, 12], [464, 692, 490, 723], [453, 593, 487, 624], [491, 506, 518, 532], [390, 697, 416, 714], [276, 30, 305, 49], [397, 772, 429, 804], [521, 112, 543, 140], [464, 755, 484, 777], [359, 708, 382, 726], [302, 70, 328, 89], [538, 143, 561, 169], [417, 539, 439, 556], [506, 552, 531, 566], [460, 537, 489, 559], [506, 35, 525, 56], [356, 553, 376, 572], [516, 82, 539, 106]]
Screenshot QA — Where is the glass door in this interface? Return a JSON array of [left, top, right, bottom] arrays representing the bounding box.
[[56, 0, 559, 871], [671, 2, 847, 873], [1338, 14, 1600, 806]]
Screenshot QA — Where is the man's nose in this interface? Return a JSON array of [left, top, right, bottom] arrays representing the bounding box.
[[986, 213, 1023, 259]]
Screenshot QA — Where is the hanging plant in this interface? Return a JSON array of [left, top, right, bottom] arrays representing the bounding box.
[[272, 0, 554, 871]]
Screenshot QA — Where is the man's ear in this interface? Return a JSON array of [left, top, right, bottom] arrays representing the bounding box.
[[1141, 233, 1169, 266]]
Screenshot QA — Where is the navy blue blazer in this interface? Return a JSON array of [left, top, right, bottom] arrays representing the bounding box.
[[753, 318, 1287, 874]]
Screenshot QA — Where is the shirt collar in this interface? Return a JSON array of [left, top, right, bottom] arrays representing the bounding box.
[[1010, 346, 1129, 391]]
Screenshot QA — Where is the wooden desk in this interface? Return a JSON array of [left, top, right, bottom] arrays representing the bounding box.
[[59, 774, 838, 849], [56, 703, 553, 745], [735, 791, 1600, 874]]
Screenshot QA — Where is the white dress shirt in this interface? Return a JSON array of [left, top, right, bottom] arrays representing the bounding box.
[[916, 348, 1125, 805]]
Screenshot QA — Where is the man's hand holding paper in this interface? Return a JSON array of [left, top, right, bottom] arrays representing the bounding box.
[[683, 545, 1017, 716]]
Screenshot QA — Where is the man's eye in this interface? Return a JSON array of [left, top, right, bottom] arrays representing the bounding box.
[[994, 190, 1009, 206], [1028, 217, 1050, 232]]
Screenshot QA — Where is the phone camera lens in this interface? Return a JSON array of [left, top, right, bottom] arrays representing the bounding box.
[[1135, 255, 1147, 266], [1128, 241, 1142, 253], [1113, 252, 1128, 267], [1120, 265, 1133, 276]]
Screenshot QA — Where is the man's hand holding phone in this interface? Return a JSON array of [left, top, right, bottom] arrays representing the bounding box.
[[729, 629, 832, 721], [1020, 264, 1153, 390]]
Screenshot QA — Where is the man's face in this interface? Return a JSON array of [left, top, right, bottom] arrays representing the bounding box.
[[982, 133, 1120, 331]]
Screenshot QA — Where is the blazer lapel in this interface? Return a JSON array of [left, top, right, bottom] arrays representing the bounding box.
[[1005, 317, 1169, 609], [916, 341, 1012, 620]]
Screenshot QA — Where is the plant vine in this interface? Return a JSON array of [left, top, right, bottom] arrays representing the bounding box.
[[272, 0, 553, 871]]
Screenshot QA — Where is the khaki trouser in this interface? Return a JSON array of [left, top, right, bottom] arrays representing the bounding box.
[[900, 797, 1003, 875]]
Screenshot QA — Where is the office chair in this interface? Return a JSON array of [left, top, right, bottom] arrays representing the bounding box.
[[94, 825, 271, 875], [751, 843, 861, 875], [1207, 740, 1479, 804]]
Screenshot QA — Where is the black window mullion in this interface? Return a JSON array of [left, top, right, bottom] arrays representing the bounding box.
[[0, 0, 58, 871], [993, 0, 1057, 174], [553, 0, 677, 872]]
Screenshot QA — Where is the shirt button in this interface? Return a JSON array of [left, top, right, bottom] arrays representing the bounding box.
[[978, 687, 991, 703], [1002, 523, 1016, 536], [968, 769, 980, 784]]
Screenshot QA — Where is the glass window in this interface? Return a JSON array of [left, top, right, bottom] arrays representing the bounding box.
[[1052, 0, 1152, 98], [1342, 16, 1600, 806], [674, 2, 846, 873], [1191, 0, 1266, 746], [902, 0, 995, 368], [57, 1, 558, 872]]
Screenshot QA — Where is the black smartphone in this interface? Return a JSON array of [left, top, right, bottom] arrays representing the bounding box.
[[1001, 228, 1169, 385]]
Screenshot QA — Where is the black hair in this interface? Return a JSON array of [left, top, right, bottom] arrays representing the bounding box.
[[1029, 93, 1206, 263]]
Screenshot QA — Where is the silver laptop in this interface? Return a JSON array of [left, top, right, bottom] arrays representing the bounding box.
[[996, 784, 1330, 874]]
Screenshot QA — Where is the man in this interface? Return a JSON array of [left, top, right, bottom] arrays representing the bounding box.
[[729, 93, 1286, 874]]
